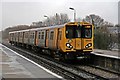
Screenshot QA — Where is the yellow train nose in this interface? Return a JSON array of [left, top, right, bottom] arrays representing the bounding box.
[[75, 38, 81, 50]]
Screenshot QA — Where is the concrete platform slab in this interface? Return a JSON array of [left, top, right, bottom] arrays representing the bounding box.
[[0, 44, 63, 79], [92, 49, 119, 59]]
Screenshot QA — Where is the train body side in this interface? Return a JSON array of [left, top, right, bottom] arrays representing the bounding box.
[[9, 22, 94, 60]]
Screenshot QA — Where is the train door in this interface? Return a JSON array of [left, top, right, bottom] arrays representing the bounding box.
[[57, 28, 62, 49], [28, 31, 30, 45], [18, 32, 20, 42], [34, 31, 37, 46], [75, 26, 82, 50], [23, 32, 25, 44], [45, 30, 49, 47]]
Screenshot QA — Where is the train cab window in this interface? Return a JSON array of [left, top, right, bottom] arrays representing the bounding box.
[[50, 31, 54, 40], [85, 29, 91, 38], [82, 26, 92, 38], [66, 25, 81, 38]]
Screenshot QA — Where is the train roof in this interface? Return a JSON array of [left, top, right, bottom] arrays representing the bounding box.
[[9, 29, 31, 33], [30, 24, 65, 31], [9, 24, 65, 34], [9, 22, 92, 34]]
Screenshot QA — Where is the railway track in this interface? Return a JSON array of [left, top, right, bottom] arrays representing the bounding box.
[[87, 64, 120, 75], [2, 43, 118, 80]]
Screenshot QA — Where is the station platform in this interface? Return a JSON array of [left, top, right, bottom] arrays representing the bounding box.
[[92, 49, 119, 59], [0, 44, 62, 79]]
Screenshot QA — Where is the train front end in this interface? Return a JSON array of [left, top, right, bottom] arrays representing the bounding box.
[[63, 22, 93, 59]]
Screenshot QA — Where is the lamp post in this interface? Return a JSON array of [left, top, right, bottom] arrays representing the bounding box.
[[69, 7, 76, 22], [44, 15, 49, 26], [44, 15, 48, 18]]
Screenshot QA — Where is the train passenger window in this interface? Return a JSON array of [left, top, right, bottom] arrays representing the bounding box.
[[18, 33, 19, 37], [30, 33, 32, 38], [41, 32, 44, 39], [24, 33, 26, 38], [26, 33, 28, 38], [30, 33, 34, 39], [66, 27, 74, 38], [38, 32, 41, 39], [50, 31, 54, 40], [33, 33, 34, 38], [25, 33, 27, 38], [20, 32, 22, 37]]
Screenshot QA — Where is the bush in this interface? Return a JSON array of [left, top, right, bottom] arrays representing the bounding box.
[[94, 26, 116, 50]]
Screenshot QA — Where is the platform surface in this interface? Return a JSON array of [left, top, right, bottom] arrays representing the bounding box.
[[0, 44, 62, 79], [93, 49, 119, 59]]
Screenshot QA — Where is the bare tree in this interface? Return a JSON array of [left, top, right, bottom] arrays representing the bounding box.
[[60, 13, 70, 24], [43, 13, 70, 26], [84, 14, 104, 27]]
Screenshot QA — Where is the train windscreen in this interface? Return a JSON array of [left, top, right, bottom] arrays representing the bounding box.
[[66, 25, 92, 39], [82, 25, 92, 38], [66, 25, 81, 38]]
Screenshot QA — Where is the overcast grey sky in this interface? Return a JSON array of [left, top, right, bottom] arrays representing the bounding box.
[[0, 0, 119, 30]]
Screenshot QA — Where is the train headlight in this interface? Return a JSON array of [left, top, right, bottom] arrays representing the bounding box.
[[66, 43, 73, 49], [66, 43, 70, 47], [85, 45, 89, 48], [88, 43, 92, 47], [85, 43, 92, 48]]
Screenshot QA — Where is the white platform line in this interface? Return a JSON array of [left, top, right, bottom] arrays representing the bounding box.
[[1, 44, 63, 79], [1, 49, 10, 57], [91, 52, 120, 59]]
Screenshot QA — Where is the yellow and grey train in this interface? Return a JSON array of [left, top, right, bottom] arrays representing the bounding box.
[[9, 22, 94, 60]]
